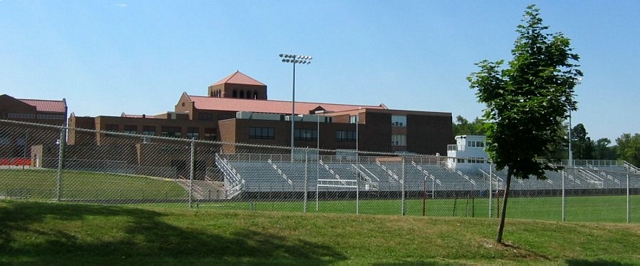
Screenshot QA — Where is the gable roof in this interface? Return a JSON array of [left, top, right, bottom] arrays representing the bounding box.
[[187, 95, 386, 115], [212, 71, 266, 86], [20, 99, 67, 113], [0, 94, 67, 113]]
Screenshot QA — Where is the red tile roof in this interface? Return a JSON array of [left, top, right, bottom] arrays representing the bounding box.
[[212, 71, 266, 86], [19, 98, 67, 113], [187, 95, 386, 115]]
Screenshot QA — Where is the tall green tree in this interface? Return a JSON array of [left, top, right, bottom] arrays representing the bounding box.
[[571, 123, 594, 159], [593, 138, 616, 160], [615, 133, 640, 167], [452, 115, 487, 137], [468, 5, 582, 243]]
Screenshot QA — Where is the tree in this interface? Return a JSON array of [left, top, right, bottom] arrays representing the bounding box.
[[452, 115, 488, 137], [571, 123, 594, 159], [468, 5, 582, 243], [615, 133, 640, 167], [452, 115, 471, 137], [593, 138, 616, 160]]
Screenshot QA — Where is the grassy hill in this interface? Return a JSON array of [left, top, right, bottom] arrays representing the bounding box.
[[0, 200, 639, 265]]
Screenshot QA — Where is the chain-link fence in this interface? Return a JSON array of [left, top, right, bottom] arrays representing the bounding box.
[[1, 119, 639, 223]]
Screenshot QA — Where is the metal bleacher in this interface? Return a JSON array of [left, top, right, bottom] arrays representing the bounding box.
[[215, 154, 640, 199]]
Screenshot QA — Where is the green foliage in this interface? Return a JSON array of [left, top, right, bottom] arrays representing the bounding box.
[[468, 5, 582, 180], [593, 138, 617, 160], [615, 133, 640, 166], [452, 115, 488, 137], [468, 4, 582, 243], [571, 123, 594, 159]]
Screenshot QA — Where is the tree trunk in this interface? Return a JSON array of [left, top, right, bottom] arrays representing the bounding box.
[[496, 168, 513, 243]]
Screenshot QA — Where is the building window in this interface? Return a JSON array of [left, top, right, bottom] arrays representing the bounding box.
[[391, 134, 406, 146], [349, 115, 358, 124], [8, 113, 35, 119], [249, 127, 274, 139], [105, 124, 119, 132], [294, 129, 317, 141], [104, 124, 119, 137], [187, 127, 199, 139], [37, 114, 65, 120], [391, 115, 407, 127], [467, 141, 484, 148], [198, 112, 214, 121], [161, 126, 182, 138], [336, 130, 356, 142], [124, 125, 137, 134], [204, 128, 217, 141], [142, 126, 155, 136]]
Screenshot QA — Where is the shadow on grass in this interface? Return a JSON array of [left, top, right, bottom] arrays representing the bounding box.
[[566, 259, 634, 266], [0, 201, 347, 264], [501, 242, 552, 261]]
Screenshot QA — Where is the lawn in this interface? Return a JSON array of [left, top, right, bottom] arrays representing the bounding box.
[[0, 169, 187, 201], [141, 194, 640, 223], [0, 200, 639, 264]]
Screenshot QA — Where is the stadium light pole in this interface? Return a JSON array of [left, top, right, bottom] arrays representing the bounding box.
[[280, 53, 312, 161], [567, 77, 580, 167], [568, 110, 573, 167]]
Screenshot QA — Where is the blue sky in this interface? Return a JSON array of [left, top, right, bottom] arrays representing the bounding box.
[[1, 1, 638, 142]]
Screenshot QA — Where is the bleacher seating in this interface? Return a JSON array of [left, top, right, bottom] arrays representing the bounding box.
[[215, 154, 640, 198]]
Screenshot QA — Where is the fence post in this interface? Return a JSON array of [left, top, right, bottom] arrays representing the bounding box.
[[189, 139, 194, 209], [56, 126, 65, 202], [627, 172, 630, 223], [401, 156, 406, 216], [356, 150, 359, 215], [304, 148, 308, 213], [562, 169, 566, 222]]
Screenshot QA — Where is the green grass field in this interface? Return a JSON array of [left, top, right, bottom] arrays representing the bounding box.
[[1, 200, 639, 264], [175, 195, 639, 223], [0, 169, 187, 200], [2, 168, 638, 223]]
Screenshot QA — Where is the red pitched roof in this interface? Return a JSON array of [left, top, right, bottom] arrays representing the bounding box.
[[212, 71, 266, 86], [187, 95, 386, 115], [19, 98, 67, 113]]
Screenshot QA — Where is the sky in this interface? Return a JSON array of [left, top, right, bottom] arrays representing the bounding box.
[[1, 1, 638, 143]]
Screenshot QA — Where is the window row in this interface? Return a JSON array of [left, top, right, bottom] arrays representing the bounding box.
[[336, 130, 356, 142], [294, 129, 317, 141], [456, 157, 486, 164], [467, 140, 485, 148], [247, 129, 407, 146], [7, 113, 36, 119], [103, 124, 217, 140], [249, 127, 275, 139], [37, 114, 66, 120], [210, 89, 258, 98]]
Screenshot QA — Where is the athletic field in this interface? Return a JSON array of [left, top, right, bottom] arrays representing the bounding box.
[[1, 169, 638, 223]]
